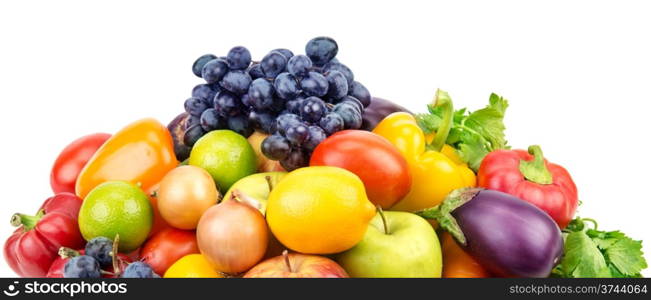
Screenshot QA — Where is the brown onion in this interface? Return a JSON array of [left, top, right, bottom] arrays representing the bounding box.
[[196, 190, 268, 274], [157, 165, 220, 229]]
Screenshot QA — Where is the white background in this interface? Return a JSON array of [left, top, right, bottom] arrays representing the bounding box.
[[0, 0, 649, 277]]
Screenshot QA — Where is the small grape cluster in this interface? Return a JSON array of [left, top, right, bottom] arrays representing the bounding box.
[[182, 37, 371, 170], [63, 237, 157, 278]]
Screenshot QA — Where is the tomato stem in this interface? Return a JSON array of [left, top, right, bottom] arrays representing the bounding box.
[[10, 209, 45, 230], [428, 89, 454, 152], [282, 250, 293, 273], [376, 205, 390, 235]]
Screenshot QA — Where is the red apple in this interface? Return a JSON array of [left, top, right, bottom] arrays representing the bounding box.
[[243, 251, 348, 278]]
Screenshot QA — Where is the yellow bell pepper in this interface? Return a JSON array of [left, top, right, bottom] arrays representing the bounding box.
[[373, 90, 476, 212]]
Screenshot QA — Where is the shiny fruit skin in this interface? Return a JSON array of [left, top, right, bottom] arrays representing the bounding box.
[[441, 233, 490, 278], [266, 166, 376, 254], [310, 130, 411, 208], [50, 133, 111, 194], [75, 118, 178, 199], [140, 228, 200, 275], [164, 254, 223, 278], [189, 130, 257, 192], [244, 253, 348, 278], [78, 181, 153, 252], [222, 172, 287, 215], [336, 211, 442, 277], [196, 199, 268, 274], [157, 165, 219, 229]]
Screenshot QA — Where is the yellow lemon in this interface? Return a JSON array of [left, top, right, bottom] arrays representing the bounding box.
[[266, 166, 376, 254]]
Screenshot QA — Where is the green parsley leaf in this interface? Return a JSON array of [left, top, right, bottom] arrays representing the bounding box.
[[561, 231, 610, 278], [554, 218, 648, 278], [604, 236, 648, 276]]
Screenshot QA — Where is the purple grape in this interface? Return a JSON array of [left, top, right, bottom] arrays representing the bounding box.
[[300, 72, 329, 97], [300, 96, 327, 123], [247, 64, 265, 79], [184, 97, 210, 116], [275, 113, 302, 135], [305, 37, 338, 66], [323, 62, 354, 86], [287, 55, 312, 77], [304, 126, 327, 151], [227, 114, 253, 137], [200, 108, 224, 132], [280, 148, 309, 171], [214, 91, 241, 116], [192, 54, 217, 78], [192, 84, 218, 104], [183, 124, 205, 146], [285, 123, 309, 146], [274, 72, 300, 100], [247, 78, 274, 110], [319, 112, 345, 135], [202, 58, 229, 84], [349, 81, 371, 107], [226, 46, 251, 70], [261, 52, 287, 78], [340, 96, 363, 113], [272, 48, 294, 60], [220, 70, 252, 95], [248, 110, 276, 134], [325, 70, 349, 100], [334, 103, 363, 129], [261, 134, 291, 160]]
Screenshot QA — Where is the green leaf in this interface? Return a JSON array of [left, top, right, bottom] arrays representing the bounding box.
[[604, 236, 648, 276], [415, 92, 510, 171], [561, 231, 611, 278], [415, 113, 441, 134]]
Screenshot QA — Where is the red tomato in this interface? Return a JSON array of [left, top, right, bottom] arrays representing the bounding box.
[[140, 228, 199, 275], [310, 130, 411, 208], [50, 133, 111, 194]]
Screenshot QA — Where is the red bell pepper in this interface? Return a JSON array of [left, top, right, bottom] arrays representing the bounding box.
[[477, 145, 578, 228], [3, 193, 85, 277]]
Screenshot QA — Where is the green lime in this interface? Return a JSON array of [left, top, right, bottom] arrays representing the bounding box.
[[189, 130, 257, 192], [78, 181, 153, 252]]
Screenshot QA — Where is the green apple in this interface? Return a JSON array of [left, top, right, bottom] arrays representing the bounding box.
[[336, 210, 442, 277], [222, 172, 287, 215]]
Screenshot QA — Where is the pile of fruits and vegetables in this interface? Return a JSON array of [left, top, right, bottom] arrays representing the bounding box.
[[4, 37, 648, 278]]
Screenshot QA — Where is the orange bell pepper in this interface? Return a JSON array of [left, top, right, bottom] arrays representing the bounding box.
[[441, 233, 490, 278], [75, 118, 178, 199]]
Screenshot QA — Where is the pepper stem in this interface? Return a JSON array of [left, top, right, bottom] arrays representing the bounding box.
[[519, 145, 553, 185], [376, 205, 389, 235], [10, 209, 45, 230], [428, 89, 454, 152]]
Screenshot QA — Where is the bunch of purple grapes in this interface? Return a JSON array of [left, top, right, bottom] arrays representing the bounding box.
[[182, 37, 371, 170]]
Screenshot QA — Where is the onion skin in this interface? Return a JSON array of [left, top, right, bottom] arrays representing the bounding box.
[[157, 165, 219, 230], [196, 197, 268, 274]]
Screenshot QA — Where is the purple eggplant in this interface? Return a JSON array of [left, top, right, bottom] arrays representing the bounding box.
[[418, 188, 563, 278], [167, 112, 192, 162], [361, 97, 412, 131]]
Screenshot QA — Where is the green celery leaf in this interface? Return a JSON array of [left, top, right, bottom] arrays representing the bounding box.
[[604, 236, 648, 277], [561, 231, 610, 278]]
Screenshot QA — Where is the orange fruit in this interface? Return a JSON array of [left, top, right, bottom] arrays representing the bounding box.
[[266, 166, 376, 254]]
